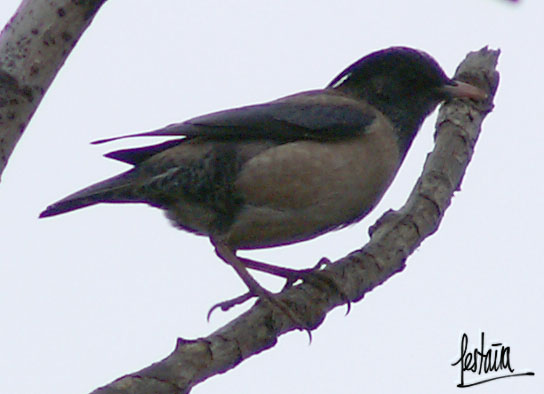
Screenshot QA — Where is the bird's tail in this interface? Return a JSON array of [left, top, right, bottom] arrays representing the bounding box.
[[39, 171, 140, 218]]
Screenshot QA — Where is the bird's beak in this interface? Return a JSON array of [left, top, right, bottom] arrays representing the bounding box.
[[441, 80, 488, 101]]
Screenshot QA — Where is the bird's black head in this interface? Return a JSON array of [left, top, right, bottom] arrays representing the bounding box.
[[328, 47, 458, 153]]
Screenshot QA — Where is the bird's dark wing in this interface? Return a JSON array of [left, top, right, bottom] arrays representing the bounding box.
[[93, 91, 375, 145]]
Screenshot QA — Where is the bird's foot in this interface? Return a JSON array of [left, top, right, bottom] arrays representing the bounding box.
[[240, 256, 351, 315], [211, 242, 313, 339], [207, 292, 254, 319], [280, 257, 331, 288], [207, 289, 313, 341]]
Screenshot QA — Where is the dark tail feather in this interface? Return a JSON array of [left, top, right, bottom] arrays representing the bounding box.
[[40, 196, 100, 218], [39, 172, 138, 218]]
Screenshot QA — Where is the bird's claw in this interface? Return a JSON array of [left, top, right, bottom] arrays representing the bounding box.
[[207, 292, 255, 321], [207, 289, 313, 342], [282, 257, 331, 288], [281, 257, 351, 315]]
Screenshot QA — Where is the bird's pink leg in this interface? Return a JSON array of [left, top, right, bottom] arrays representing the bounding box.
[[210, 241, 312, 336]]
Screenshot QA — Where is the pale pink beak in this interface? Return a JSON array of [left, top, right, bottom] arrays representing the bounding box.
[[441, 80, 488, 101]]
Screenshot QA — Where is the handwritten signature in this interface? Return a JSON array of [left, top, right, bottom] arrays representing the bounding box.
[[452, 332, 534, 387]]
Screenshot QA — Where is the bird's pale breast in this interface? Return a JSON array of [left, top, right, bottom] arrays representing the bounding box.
[[224, 113, 400, 249]]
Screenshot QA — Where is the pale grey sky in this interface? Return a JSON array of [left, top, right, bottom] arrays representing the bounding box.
[[1, 1, 542, 393]]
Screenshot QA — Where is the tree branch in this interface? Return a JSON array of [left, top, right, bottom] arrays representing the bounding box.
[[89, 48, 500, 394], [0, 0, 107, 181]]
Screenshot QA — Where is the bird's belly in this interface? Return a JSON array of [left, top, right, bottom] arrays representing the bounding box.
[[225, 127, 400, 249]]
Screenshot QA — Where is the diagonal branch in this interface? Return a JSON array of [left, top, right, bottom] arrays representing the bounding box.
[[0, 0, 107, 181], [89, 47, 500, 394]]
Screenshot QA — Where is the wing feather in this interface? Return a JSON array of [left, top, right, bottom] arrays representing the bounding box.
[[94, 91, 375, 147]]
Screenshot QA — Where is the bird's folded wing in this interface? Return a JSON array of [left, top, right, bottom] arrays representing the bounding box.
[[92, 91, 375, 145]]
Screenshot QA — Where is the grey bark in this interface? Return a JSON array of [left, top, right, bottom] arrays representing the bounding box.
[[0, 0, 107, 181]]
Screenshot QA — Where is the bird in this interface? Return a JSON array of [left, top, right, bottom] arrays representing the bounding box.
[[40, 47, 486, 323]]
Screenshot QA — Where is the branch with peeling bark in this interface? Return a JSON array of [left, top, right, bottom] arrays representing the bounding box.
[[0, 0, 106, 181], [88, 48, 499, 394]]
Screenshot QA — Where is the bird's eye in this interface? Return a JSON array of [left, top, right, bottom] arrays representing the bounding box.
[[371, 77, 389, 98]]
